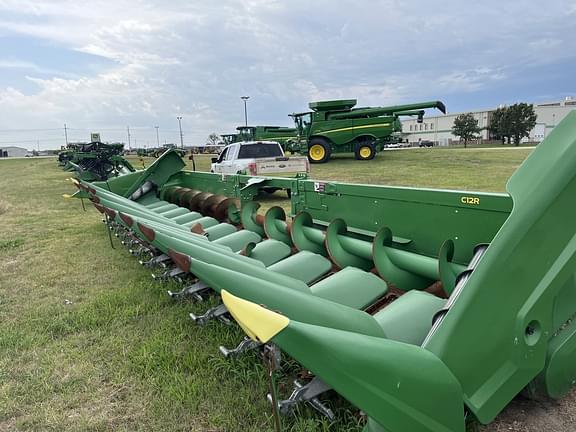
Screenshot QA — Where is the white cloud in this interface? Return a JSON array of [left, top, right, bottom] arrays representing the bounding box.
[[0, 0, 574, 149]]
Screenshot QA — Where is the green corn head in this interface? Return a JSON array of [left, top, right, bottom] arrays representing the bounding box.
[[58, 141, 135, 181], [65, 111, 576, 431]]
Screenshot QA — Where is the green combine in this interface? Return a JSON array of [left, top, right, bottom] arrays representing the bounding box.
[[65, 112, 576, 431], [220, 126, 298, 149], [289, 99, 446, 163], [236, 126, 298, 149]]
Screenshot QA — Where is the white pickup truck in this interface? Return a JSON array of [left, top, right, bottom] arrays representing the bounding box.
[[210, 141, 309, 176]]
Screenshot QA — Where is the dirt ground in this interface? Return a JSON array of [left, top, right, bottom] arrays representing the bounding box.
[[480, 387, 576, 432]]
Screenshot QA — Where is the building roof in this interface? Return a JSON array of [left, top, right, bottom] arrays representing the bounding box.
[[0, 146, 29, 151]]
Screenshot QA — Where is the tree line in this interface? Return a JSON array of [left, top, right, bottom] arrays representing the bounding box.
[[452, 103, 537, 147]]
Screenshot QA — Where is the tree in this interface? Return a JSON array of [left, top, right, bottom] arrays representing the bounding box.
[[489, 103, 537, 146], [205, 133, 220, 146], [507, 103, 537, 146], [489, 107, 510, 144], [452, 113, 480, 148]]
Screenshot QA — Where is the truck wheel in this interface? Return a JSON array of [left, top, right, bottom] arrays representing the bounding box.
[[354, 140, 376, 160], [308, 138, 331, 164]]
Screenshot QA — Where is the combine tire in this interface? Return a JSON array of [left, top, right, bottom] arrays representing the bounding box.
[[354, 140, 376, 161], [308, 138, 331, 164]]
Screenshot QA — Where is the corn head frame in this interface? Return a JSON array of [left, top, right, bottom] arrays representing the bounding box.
[[65, 112, 576, 432]]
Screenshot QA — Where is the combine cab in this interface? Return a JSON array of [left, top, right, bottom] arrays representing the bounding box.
[[65, 112, 576, 431], [290, 99, 446, 163]]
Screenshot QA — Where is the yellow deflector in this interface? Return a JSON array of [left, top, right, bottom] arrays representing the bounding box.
[[221, 290, 289, 343]]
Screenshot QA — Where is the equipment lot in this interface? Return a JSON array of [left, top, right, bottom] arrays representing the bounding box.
[[2, 149, 575, 431]]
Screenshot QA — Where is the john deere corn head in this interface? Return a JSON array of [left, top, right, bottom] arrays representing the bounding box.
[[58, 141, 134, 181], [66, 112, 576, 431]]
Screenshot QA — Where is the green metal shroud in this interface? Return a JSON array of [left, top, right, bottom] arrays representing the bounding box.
[[424, 110, 576, 422], [220, 111, 576, 431]]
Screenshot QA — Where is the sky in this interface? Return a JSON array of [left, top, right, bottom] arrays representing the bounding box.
[[0, 0, 575, 150]]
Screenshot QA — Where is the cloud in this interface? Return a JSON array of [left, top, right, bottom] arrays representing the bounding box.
[[0, 58, 79, 78], [0, 0, 574, 149]]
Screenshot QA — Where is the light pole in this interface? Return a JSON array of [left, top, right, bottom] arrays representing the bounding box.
[[241, 96, 249, 127], [177, 116, 184, 149], [155, 126, 160, 147]]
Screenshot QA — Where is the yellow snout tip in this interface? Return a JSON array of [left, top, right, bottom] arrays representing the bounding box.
[[221, 290, 289, 343]]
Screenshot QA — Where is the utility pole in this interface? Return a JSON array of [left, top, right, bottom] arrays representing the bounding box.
[[64, 123, 68, 146], [241, 96, 250, 126], [127, 126, 131, 150], [155, 126, 160, 147], [178, 115, 195, 171]]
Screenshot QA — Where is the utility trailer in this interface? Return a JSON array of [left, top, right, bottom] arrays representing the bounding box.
[[289, 99, 446, 163], [66, 111, 576, 432]]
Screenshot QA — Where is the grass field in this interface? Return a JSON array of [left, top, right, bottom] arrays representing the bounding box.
[[134, 147, 531, 192], [1, 148, 574, 432]]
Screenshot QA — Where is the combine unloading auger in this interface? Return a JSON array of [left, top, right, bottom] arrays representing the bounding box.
[[64, 112, 576, 431]]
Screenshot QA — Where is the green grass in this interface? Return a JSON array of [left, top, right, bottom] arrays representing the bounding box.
[[0, 149, 532, 431], [133, 147, 530, 193]]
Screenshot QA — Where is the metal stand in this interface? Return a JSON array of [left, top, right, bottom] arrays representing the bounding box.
[[219, 337, 261, 357], [268, 377, 335, 420], [189, 303, 231, 325], [168, 280, 210, 301]]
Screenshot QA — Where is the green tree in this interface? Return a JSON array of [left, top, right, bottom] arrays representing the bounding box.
[[452, 113, 480, 148], [489, 107, 511, 144], [507, 103, 537, 146], [489, 103, 537, 145]]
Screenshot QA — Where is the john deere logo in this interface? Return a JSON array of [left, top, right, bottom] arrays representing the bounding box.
[[461, 196, 480, 205]]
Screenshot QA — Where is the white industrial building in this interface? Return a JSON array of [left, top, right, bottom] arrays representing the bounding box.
[[402, 97, 576, 146], [0, 146, 31, 158]]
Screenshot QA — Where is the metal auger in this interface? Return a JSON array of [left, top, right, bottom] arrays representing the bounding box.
[[219, 336, 262, 357], [189, 303, 231, 326], [267, 377, 335, 421]]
